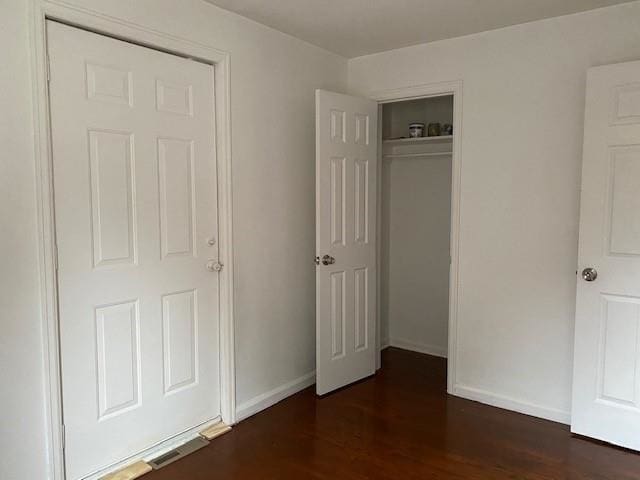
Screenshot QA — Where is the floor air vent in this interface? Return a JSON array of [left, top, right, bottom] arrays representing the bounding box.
[[148, 437, 209, 470]]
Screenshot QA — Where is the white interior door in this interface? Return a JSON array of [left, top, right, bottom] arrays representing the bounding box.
[[315, 90, 378, 395], [47, 21, 220, 479], [572, 60, 640, 450]]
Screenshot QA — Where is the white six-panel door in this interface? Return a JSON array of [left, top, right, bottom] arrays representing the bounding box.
[[572, 60, 640, 450], [47, 21, 220, 479], [315, 90, 378, 395]]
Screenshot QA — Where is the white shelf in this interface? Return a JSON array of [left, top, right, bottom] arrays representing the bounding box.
[[383, 135, 453, 146]]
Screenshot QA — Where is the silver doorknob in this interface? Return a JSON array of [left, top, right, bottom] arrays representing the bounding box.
[[321, 255, 335, 266], [582, 267, 597, 282], [206, 260, 223, 272]]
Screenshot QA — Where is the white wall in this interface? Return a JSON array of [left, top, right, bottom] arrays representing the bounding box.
[[1, 1, 346, 478], [383, 154, 451, 356], [350, 1, 640, 422]]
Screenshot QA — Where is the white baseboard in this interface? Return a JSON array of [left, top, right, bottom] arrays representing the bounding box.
[[234, 365, 571, 431], [236, 371, 316, 422], [389, 338, 448, 358], [452, 383, 571, 425]]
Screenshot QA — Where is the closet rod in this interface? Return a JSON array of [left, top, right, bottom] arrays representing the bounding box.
[[383, 151, 452, 159]]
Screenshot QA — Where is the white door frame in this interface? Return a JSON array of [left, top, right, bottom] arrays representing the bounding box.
[[364, 80, 463, 394], [28, 2, 235, 478]]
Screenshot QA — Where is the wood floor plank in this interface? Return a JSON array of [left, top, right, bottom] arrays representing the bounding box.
[[146, 348, 640, 479]]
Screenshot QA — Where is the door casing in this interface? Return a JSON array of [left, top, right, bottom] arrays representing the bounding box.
[[363, 81, 463, 393], [29, 2, 235, 478]]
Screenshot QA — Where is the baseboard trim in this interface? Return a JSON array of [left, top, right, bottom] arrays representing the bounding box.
[[236, 371, 316, 422], [389, 338, 448, 358], [452, 383, 571, 425]]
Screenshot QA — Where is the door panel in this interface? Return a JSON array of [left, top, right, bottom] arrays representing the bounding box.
[[89, 129, 136, 267], [158, 137, 196, 258], [95, 300, 141, 419], [47, 21, 220, 479], [572, 60, 640, 450], [316, 90, 377, 395], [162, 290, 198, 394]]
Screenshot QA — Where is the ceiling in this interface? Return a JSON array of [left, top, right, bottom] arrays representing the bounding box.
[[204, 0, 631, 58]]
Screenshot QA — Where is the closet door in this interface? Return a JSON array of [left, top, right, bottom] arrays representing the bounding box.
[[315, 90, 378, 395]]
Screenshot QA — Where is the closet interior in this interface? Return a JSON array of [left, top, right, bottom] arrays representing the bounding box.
[[380, 95, 453, 359]]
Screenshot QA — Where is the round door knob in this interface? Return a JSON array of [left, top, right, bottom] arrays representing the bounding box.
[[321, 255, 335, 266], [582, 267, 597, 282], [206, 260, 223, 272]]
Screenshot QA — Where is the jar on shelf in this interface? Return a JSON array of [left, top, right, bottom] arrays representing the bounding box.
[[408, 123, 424, 138], [427, 123, 441, 137]]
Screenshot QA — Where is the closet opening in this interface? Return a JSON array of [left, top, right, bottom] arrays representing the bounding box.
[[378, 94, 454, 379]]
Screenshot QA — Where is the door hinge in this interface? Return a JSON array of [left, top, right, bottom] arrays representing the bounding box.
[[46, 53, 51, 82]]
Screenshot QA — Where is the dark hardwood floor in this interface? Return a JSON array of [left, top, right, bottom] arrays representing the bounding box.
[[147, 348, 640, 479]]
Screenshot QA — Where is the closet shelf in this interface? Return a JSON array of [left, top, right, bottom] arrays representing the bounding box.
[[383, 151, 452, 159], [383, 135, 453, 146]]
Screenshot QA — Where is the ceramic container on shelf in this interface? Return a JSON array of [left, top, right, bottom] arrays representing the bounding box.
[[408, 122, 424, 138]]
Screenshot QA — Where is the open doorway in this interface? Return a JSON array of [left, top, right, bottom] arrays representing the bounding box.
[[378, 93, 455, 381]]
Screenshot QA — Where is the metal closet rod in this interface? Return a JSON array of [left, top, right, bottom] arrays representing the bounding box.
[[383, 151, 452, 159]]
